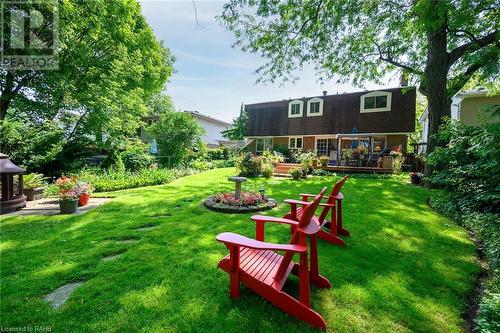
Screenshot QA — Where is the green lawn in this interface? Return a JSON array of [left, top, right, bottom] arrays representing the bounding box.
[[0, 168, 479, 332]]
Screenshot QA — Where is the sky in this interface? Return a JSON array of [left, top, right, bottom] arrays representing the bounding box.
[[139, 0, 399, 123]]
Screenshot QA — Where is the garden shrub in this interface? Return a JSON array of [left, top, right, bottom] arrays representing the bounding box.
[[207, 147, 233, 161], [0, 119, 65, 172], [237, 152, 262, 177], [427, 119, 500, 332], [212, 158, 236, 168], [120, 140, 154, 171], [312, 169, 333, 176], [71, 167, 197, 192], [476, 291, 500, 333], [426, 119, 499, 212], [189, 159, 213, 171], [102, 148, 125, 172], [262, 150, 284, 166], [272, 144, 291, 158], [293, 150, 316, 174], [391, 152, 403, 174], [261, 164, 274, 178], [289, 167, 302, 180]]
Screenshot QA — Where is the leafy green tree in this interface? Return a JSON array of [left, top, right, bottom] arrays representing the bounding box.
[[222, 103, 248, 140], [146, 95, 205, 167], [220, 0, 499, 176], [1, 0, 173, 139], [0, 118, 65, 173]]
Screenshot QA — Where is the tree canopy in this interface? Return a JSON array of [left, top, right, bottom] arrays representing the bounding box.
[[222, 103, 248, 140], [146, 94, 205, 167], [0, 0, 173, 173], [1, 0, 173, 139], [220, 0, 499, 160]]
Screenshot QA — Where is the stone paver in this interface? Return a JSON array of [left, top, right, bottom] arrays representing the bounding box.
[[116, 238, 138, 244], [102, 253, 125, 262], [137, 225, 158, 231], [43, 282, 83, 309], [9, 198, 111, 216]]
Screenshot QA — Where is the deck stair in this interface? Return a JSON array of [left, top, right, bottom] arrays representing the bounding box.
[[274, 163, 301, 177]]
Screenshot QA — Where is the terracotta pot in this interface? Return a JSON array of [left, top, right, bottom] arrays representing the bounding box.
[[78, 193, 90, 206], [59, 199, 78, 214]]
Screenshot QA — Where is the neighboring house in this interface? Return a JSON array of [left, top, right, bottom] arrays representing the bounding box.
[[419, 89, 500, 153], [184, 111, 232, 148], [139, 111, 232, 149], [245, 87, 416, 159]]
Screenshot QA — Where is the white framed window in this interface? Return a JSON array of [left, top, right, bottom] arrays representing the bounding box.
[[255, 137, 273, 153], [288, 100, 304, 118], [316, 138, 336, 157], [360, 91, 392, 113], [288, 137, 303, 149], [307, 97, 324, 116]]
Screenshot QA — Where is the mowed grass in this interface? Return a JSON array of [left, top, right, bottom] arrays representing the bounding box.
[[0, 168, 479, 332]]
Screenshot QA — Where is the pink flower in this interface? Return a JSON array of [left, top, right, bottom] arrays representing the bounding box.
[[213, 191, 264, 207]]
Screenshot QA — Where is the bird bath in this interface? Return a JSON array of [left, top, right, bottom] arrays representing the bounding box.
[[227, 176, 247, 199]]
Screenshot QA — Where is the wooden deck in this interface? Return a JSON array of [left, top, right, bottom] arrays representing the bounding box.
[[321, 165, 393, 174], [273, 163, 393, 176]]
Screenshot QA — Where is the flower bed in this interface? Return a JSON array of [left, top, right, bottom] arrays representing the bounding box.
[[204, 191, 277, 213]]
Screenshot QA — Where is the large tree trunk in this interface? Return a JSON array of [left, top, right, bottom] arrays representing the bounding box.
[[422, 27, 451, 183], [0, 72, 16, 120]]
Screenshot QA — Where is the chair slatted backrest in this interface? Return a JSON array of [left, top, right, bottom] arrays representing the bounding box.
[[318, 175, 348, 223], [274, 187, 327, 282]]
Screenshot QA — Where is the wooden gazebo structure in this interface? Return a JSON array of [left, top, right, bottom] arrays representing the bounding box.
[[0, 153, 26, 214]]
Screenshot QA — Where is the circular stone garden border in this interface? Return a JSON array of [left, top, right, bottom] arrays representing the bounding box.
[[203, 197, 277, 213]]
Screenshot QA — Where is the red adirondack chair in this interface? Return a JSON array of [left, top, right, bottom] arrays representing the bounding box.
[[284, 175, 349, 247], [216, 187, 330, 330]]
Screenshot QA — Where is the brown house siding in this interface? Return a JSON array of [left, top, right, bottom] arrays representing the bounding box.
[[246, 87, 416, 137]]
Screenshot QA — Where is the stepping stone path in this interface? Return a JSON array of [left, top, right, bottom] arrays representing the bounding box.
[[102, 253, 125, 262], [137, 225, 158, 231], [44, 282, 83, 309], [149, 213, 171, 218], [116, 238, 138, 244]]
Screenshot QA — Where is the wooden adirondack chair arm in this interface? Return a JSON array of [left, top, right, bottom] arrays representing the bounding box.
[[331, 192, 344, 200], [216, 232, 307, 253], [250, 215, 299, 226], [299, 193, 323, 198], [284, 199, 310, 206]]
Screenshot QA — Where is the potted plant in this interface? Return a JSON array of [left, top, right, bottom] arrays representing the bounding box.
[[289, 167, 303, 180], [59, 189, 79, 214], [23, 173, 46, 201], [75, 181, 92, 206], [55, 176, 78, 214], [319, 156, 329, 167], [410, 172, 422, 185]]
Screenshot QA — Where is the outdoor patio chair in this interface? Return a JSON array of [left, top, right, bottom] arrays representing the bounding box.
[[283, 175, 349, 247], [216, 187, 331, 330]]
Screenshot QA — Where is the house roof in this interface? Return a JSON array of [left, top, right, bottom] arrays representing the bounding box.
[[245, 87, 416, 136], [245, 87, 416, 107], [456, 88, 495, 98], [184, 111, 231, 127]]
